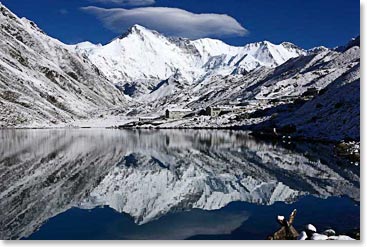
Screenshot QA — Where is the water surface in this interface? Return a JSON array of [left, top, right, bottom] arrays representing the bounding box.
[[0, 129, 360, 240]]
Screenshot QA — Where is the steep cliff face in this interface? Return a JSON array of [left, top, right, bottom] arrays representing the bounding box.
[[0, 3, 125, 127]]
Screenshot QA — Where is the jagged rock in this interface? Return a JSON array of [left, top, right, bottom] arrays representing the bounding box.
[[311, 233, 328, 240], [322, 229, 336, 236]]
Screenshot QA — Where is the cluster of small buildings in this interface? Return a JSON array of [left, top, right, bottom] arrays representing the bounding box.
[[122, 89, 323, 128], [164, 88, 322, 120], [165, 105, 248, 120]]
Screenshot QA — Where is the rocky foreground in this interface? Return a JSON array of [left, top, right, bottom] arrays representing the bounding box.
[[268, 210, 358, 240]]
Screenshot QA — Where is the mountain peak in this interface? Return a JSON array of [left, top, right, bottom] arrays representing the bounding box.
[[243, 40, 272, 49], [281, 41, 301, 50], [119, 24, 160, 39], [130, 24, 147, 32], [74, 23, 309, 86], [307, 46, 329, 54]]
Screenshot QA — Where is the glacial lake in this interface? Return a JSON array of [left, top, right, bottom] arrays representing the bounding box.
[[0, 129, 360, 240]]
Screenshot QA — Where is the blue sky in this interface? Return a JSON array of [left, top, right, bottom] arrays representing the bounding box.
[[2, 0, 360, 49]]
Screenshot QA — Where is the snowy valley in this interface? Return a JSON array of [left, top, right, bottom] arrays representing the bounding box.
[[0, 3, 360, 143]]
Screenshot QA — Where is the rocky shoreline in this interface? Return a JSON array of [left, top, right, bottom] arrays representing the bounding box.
[[268, 210, 359, 240]]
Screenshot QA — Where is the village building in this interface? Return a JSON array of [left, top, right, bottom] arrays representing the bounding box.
[[206, 106, 224, 117], [165, 108, 192, 119], [206, 105, 249, 117]]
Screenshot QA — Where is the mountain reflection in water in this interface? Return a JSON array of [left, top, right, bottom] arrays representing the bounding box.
[[0, 129, 360, 240]]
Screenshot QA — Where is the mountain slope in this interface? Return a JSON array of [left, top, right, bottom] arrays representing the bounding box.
[[0, 3, 125, 127], [274, 54, 360, 141], [245, 39, 360, 141], [126, 40, 357, 117]]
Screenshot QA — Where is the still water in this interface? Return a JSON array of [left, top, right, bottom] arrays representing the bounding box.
[[0, 129, 360, 240]]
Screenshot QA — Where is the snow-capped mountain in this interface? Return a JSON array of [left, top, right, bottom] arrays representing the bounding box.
[[0, 3, 360, 142], [73, 24, 306, 86], [0, 3, 125, 127], [125, 39, 358, 121]]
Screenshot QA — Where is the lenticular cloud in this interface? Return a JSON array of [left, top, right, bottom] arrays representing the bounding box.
[[89, 0, 155, 6], [82, 6, 248, 39]]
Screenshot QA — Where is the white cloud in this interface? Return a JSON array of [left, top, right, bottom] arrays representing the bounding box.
[[81, 6, 248, 39], [88, 0, 155, 6]]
